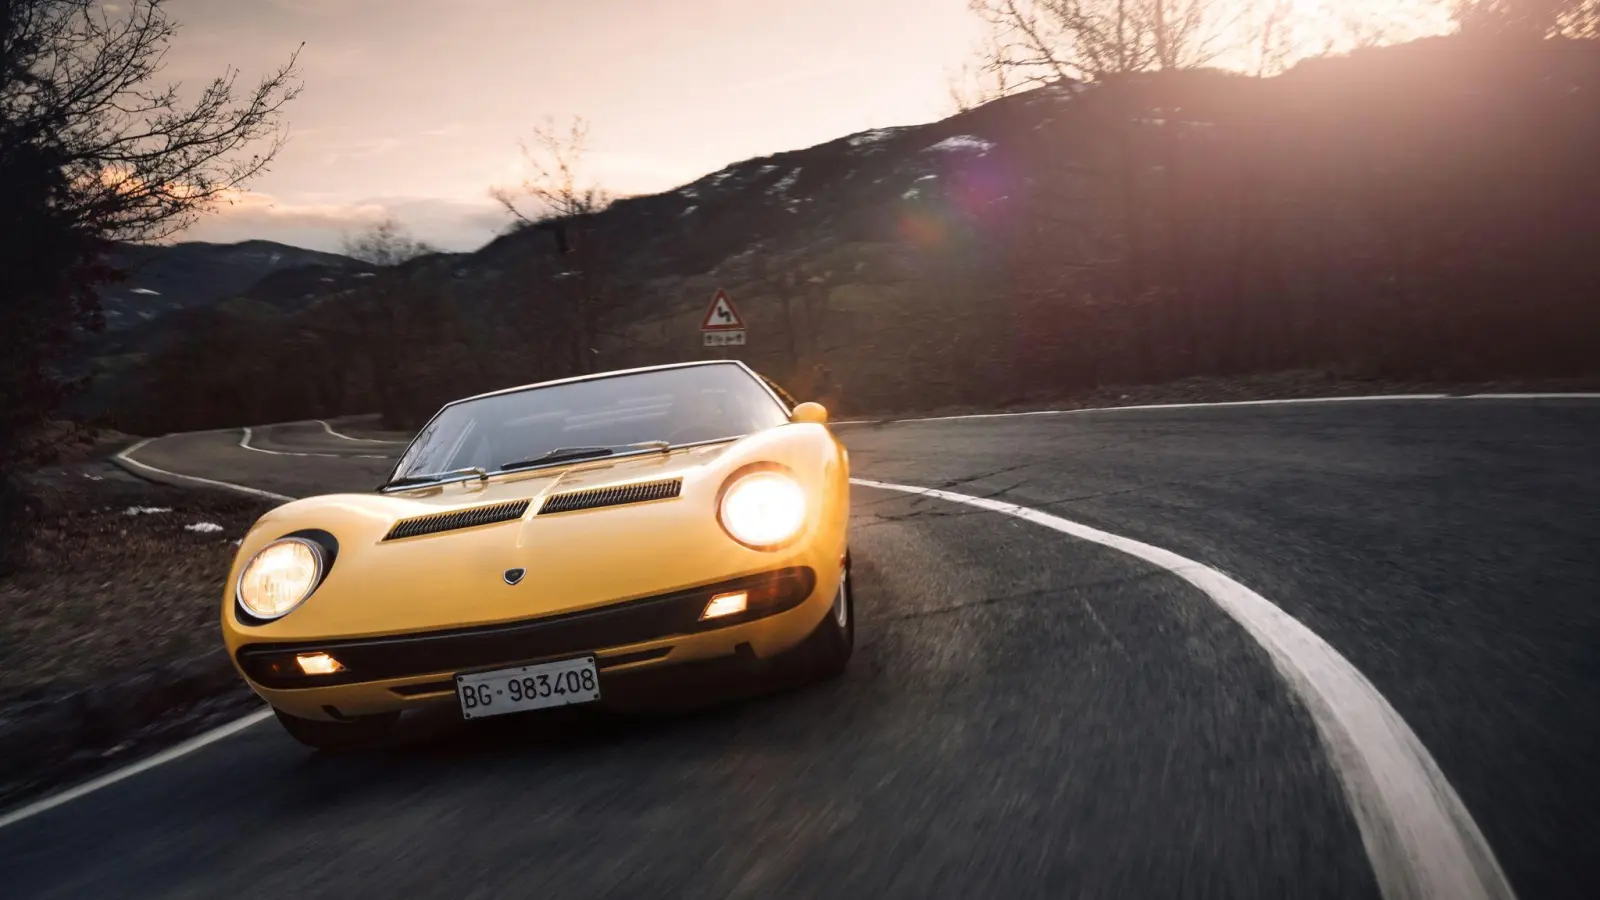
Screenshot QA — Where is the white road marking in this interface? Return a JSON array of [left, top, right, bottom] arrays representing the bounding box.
[[0, 708, 274, 830], [831, 391, 1597, 426], [1462, 392, 1600, 400], [851, 477, 1517, 900], [319, 418, 405, 443], [116, 439, 294, 503], [239, 426, 389, 460], [0, 447, 298, 824], [885, 394, 1451, 424]]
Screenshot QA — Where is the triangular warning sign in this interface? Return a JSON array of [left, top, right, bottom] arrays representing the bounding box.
[[700, 288, 746, 331]]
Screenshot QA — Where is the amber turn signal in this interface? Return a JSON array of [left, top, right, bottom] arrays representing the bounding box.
[[295, 652, 345, 676], [701, 591, 749, 620]]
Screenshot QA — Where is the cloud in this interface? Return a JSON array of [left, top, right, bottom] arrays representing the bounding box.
[[178, 190, 511, 253], [319, 136, 406, 165]]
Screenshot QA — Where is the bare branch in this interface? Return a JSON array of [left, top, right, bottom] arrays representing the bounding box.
[[1, 0, 301, 241]]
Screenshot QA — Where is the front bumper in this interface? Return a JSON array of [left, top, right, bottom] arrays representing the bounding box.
[[235, 565, 834, 721]]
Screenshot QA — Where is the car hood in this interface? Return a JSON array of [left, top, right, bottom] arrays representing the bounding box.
[[226, 426, 845, 641]]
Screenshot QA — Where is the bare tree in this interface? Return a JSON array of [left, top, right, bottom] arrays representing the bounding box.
[[0, 0, 299, 571], [342, 217, 434, 266], [0, 0, 301, 241], [491, 116, 610, 225], [1247, 0, 1296, 76], [491, 116, 612, 374], [947, 26, 1019, 113], [1453, 0, 1600, 37], [337, 218, 435, 422], [968, 0, 1225, 86]]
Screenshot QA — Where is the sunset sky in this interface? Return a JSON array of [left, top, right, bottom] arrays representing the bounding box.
[[163, 0, 1452, 253]]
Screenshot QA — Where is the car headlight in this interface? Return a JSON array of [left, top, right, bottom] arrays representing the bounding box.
[[237, 537, 325, 620], [719, 468, 808, 549]]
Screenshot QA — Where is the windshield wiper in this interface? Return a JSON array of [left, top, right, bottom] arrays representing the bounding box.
[[498, 441, 671, 473], [382, 466, 488, 489]]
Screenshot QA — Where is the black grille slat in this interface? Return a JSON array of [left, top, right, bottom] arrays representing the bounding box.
[[539, 478, 682, 516], [384, 499, 530, 541]]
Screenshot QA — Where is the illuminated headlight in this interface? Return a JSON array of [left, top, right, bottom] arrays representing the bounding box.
[[237, 538, 325, 620], [719, 469, 807, 549]]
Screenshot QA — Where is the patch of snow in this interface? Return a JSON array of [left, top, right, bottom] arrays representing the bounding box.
[[680, 205, 698, 217], [679, 186, 700, 199], [106, 309, 124, 317], [123, 506, 171, 516], [319, 277, 335, 283], [82, 473, 103, 481], [847, 127, 907, 148], [916, 174, 938, 182], [770, 168, 801, 194], [902, 187, 923, 200], [925, 135, 996, 155], [186, 522, 225, 533], [757, 164, 779, 175], [232, 539, 243, 547], [354, 272, 377, 279], [129, 288, 161, 296], [270, 252, 282, 264], [137, 311, 155, 320]]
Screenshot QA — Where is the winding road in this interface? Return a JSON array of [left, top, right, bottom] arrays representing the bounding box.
[[3, 397, 1597, 899]]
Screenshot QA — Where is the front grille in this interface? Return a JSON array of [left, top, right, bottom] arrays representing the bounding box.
[[539, 478, 682, 516], [236, 566, 816, 689], [384, 499, 531, 541]]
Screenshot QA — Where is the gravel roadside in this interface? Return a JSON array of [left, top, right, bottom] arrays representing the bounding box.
[[0, 460, 277, 809]]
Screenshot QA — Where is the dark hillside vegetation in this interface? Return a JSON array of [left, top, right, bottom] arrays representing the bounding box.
[[107, 35, 1600, 432]]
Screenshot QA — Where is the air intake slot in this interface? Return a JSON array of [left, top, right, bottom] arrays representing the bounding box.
[[384, 499, 531, 541], [539, 478, 682, 516]]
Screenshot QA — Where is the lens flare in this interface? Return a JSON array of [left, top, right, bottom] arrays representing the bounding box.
[[720, 471, 807, 548]]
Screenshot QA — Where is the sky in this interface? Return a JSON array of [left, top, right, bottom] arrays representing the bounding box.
[[159, 0, 1451, 254]]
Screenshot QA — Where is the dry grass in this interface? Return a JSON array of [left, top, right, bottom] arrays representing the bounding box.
[[0, 469, 275, 704]]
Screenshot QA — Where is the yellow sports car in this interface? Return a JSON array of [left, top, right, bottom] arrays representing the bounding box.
[[221, 360, 853, 750]]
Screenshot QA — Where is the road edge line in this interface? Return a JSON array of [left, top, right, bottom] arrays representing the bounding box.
[[830, 391, 1598, 427], [240, 426, 387, 460], [319, 418, 405, 443], [0, 441, 295, 827], [851, 477, 1517, 900], [0, 708, 275, 830], [112, 438, 295, 502]]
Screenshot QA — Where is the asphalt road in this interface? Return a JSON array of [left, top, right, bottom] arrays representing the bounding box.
[[4, 399, 1596, 899]]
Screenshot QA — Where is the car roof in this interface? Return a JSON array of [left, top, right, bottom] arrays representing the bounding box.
[[449, 359, 757, 408]]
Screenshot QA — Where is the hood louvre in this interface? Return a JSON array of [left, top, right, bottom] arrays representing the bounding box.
[[384, 499, 531, 541], [539, 478, 682, 516]]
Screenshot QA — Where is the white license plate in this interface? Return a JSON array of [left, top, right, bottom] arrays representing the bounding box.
[[456, 656, 601, 719]]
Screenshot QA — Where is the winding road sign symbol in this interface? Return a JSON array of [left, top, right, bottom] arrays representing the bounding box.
[[700, 289, 745, 331]]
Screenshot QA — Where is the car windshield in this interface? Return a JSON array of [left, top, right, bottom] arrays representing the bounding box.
[[388, 363, 790, 485]]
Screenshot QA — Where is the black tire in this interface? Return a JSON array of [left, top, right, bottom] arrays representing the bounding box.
[[782, 555, 854, 681], [273, 707, 399, 752]]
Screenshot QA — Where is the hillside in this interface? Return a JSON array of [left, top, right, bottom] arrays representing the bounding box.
[[97, 240, 366, 330], [106, 35, 1600, 431]]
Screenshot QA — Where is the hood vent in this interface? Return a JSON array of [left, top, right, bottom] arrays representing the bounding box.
[[539, 478, 682, 516], [384, 499, 531, 541]]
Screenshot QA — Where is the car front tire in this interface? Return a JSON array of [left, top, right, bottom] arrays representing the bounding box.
[[273, 707, 400, 752], [783, 554, 854, 681]]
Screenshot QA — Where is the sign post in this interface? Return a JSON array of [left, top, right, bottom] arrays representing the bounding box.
[[699, 288, 747, 351]]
